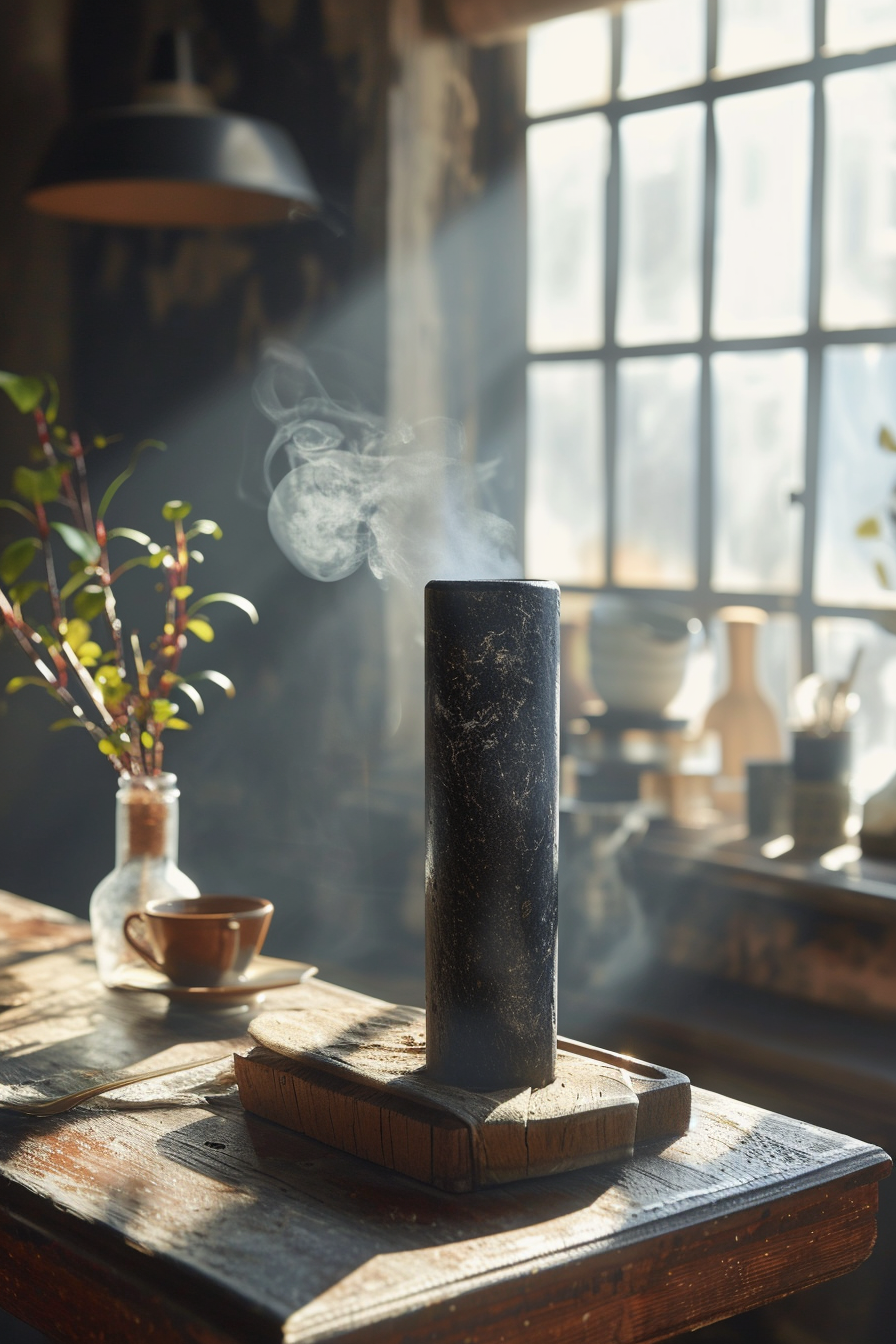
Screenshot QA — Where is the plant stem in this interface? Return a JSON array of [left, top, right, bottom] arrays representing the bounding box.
[[95, 522, 127, 680], [60, 640, 116, 729], [34, 499, 63, 630], [0, 588, 116, 760], [69, 432, 93, 534], [33, 407, 82, 526]]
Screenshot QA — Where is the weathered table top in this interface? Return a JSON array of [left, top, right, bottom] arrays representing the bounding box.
[[0, 891, 890, 1344]]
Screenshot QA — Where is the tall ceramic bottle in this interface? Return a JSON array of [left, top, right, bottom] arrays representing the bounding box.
[[704, 607, 782, 815], [90, 773, 199, 984]]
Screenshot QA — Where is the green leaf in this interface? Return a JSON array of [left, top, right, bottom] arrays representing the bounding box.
[[164, 718, 191, 730], [880, 426, 896, 453], [185, 519, 223, 541], [0, 371, 45, 413], [151, 698, 178, 722], [189, 550, 204, 564], [6, 676, 48, 693], [111, 553, 165, 580], [97, 738, 121, 757], [141, 731, 154, 749], [96, 439, 165, 521], [95, 667, 130, 705], [856, 516, 881, 539], [61, 618, 92, 652], [50, 718, 83, 731], [162, 500, 192, 521], [74, 587, 107, 620], [13, 463, 67, 504], [0, 536, 41, 584], [173, 681, 204, 715], [8, 579, 48, 605], [185, 617, 214, 642], [189, 669, 236, 698], [187, 592, 259, 624], [0, 499, 37, 524], [105, 527, 152, 546], [42, 373, 59, 425], [76, 641, 103, 666], [51, 521, 101, 565], [59, 569, 91, 601], [172, 584, 193, 600]]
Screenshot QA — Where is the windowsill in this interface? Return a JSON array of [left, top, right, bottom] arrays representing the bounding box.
[[623, 818, 896, 1021], [636, 817, 896, 921]]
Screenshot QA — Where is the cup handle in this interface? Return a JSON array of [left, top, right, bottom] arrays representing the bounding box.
[[224, 919, 241, 975], [123, 912, 164, 973]]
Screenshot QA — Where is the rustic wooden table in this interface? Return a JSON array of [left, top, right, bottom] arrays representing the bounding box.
[[0, 891, 889, 1344]]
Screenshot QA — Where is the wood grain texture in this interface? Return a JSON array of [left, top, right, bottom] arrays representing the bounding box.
[[0, 892, 889, 1344], [556, 1036, 691, 1144], [239, 1004, 651, 1188]]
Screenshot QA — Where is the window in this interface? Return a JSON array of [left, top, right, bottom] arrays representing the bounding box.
[[525, 0, 896, 794]]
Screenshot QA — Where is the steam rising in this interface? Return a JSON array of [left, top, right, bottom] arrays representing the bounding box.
[[253, 344, 520, 586]]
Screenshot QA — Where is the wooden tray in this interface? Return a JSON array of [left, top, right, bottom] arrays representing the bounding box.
[[234, 1003, 690, 1192]]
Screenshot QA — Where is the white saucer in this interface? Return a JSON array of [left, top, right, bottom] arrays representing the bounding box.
[[109, 954, 318, 1008]]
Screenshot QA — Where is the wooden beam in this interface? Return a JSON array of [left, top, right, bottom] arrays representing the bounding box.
[[439, 0, 616, 46]]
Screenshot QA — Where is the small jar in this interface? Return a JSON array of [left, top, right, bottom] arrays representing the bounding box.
[[89, 773, 199, 985], [790, 731, 851, 854]]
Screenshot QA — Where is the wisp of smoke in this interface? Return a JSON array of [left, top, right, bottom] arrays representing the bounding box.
[[252, 344, 520, 586]]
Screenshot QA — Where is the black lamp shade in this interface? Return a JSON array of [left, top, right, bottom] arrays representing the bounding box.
[[28, 105, 321, 228]]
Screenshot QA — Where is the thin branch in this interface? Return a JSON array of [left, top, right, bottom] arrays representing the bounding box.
[[40, 532, 63, 629], [95, 522, 128, 681], [33, 406, 82, 527], [60, 640, 116, 728], [0, 589, 116, 759], [69, 432, 93, 534], [165, 517, 191, 680]]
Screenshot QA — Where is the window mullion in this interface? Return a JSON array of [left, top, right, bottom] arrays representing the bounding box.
[[604, 12, 623, 587], [800, 0, 828, 676], [697, 1, 718, 609]]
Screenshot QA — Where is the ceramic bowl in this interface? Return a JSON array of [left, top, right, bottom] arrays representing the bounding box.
[[589, 597, 692, 713]]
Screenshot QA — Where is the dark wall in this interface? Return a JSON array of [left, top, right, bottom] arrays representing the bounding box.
[[0, 0, 415, 991]]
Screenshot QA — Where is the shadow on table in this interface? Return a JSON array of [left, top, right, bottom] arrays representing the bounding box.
[[152, 1094, 887, 1344]]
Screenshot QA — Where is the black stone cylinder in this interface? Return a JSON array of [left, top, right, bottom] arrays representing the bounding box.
[[425, 579, 560, 1091]]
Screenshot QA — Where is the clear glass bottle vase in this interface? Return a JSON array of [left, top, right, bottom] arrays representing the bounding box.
[[90, 773, 200, 985]]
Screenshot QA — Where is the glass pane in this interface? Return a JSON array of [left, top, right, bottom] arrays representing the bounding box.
[[712, 83, 812, 338], [716, 0, 813, 76], [526, 361, 605, 584], [815, 343, 896, 608], [617, 104, 705, 346], [620, 0, 706, 100], [527, 115, 609, 353], [826, 0, 896, 56], [615, 354, 700, 586], [712, 350, 806, 593], [527, 10, 612, 117], [815, 617, 896, 804], [822, 64, 896, 331]]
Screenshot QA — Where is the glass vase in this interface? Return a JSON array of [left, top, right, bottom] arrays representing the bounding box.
[[90, 772, 200, 985]]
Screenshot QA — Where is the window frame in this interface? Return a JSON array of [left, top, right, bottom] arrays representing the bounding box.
[[524, 0, 896, 675]]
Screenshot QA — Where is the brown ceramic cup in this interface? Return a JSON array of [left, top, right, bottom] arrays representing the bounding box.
[[123, 896, 274, 987]]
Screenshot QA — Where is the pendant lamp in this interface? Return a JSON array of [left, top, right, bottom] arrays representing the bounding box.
[[27, 30, 321, 229]]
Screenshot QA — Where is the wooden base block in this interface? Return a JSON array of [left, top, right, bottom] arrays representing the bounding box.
[[234, 1004, 690, 1192]]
